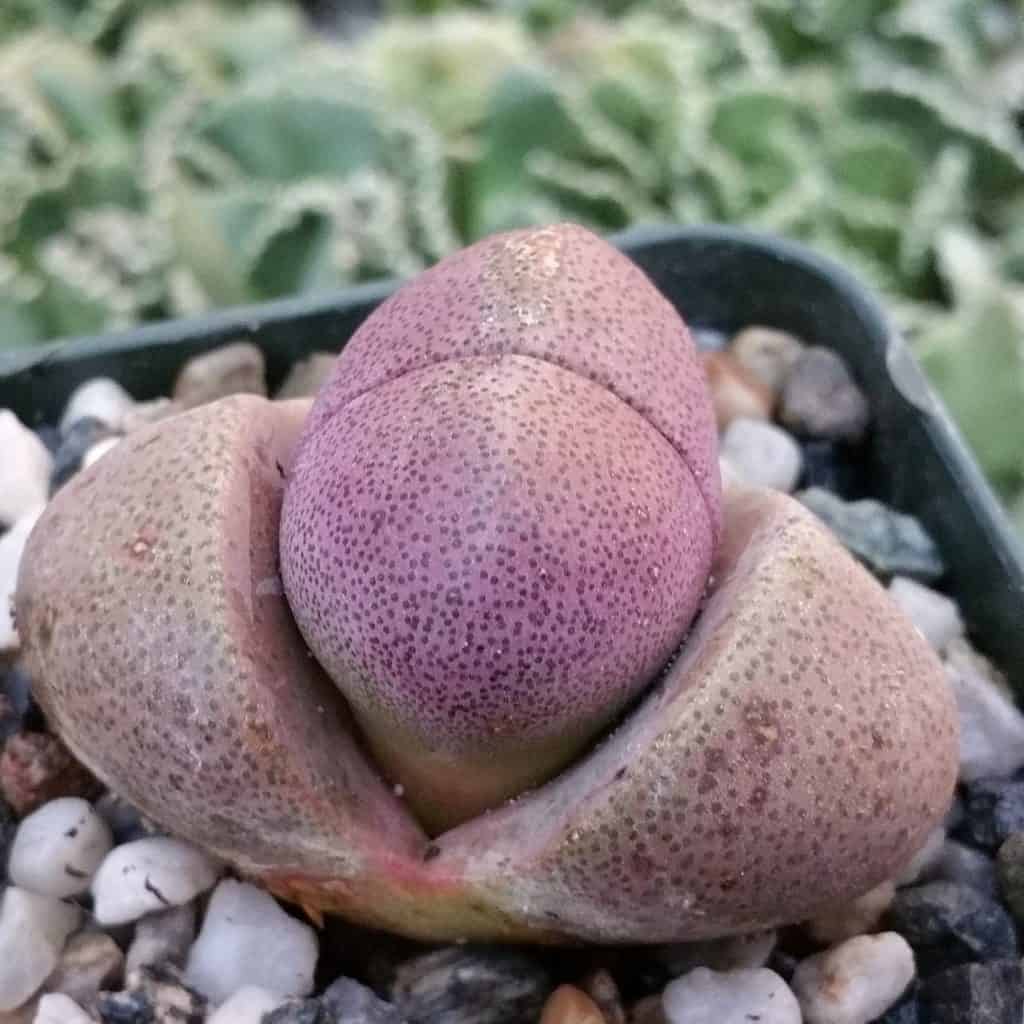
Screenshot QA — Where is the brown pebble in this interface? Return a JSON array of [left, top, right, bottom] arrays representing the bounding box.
[[120, 398, 182, 434], [580, 970, 625, 1024], [0, 732, 99, 815], [541, 985, 607, 1024], [44, 930, 124, 1008], [274, 353, 337, 401], [803, 879, 896, 945], [628, 994, 667, 1024], [702, 352, 773, 430], [729, 326, 805, 396], [779, 346, 869, 442], [173, 342, 267, 409], [0, 997, 39, 1023]]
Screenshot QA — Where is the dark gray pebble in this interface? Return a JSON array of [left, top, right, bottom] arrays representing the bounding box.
[[389, 948, 552, 1024], [265, 1000, 323, 1024], [95, 791, 151, 845], [798, 440, 863, 498], [97, 989, 156, 1024], [0, 664, 45, 740], [944, 797, 966, 833], [920, 960, 1024, 1024], [931, 839, 1000, 897], [766, 950, 799, 983], [0, 795, 15, 878], [873, 981, 921, 1023], [961, 777, 1024, 850], [322, 977, 405, 1023], [98, 964, 205, 1024], [798, 488, 944, 582], [264, 977, 406, 1024], [51, 416, 115, 492], [885, 881, 1018, 974], [34, 425, 62, 455]]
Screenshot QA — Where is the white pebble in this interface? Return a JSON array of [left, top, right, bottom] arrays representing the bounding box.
[[0, 504, 46, 652], [8, 797, 113, 898], [207, 985, 285, 1023], [0, 411, 52, 528], [91, 836, 220, 925], [81, 436, 120, 470], [888, 577, 964, 653], [184, 880, 318, 1004], [896, 827, 946, 887], [947, 656, 1024, 781], [720, 418, 803, 493], [59, 378, 135, 435], [662, 967, 800, 1024], [0, 887, 81, 1012], [791, 932, 915, 1024], [33, 993, 94, 1024]]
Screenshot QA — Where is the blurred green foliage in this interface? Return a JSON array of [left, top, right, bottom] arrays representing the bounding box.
[[0, 0, 1022, 525]]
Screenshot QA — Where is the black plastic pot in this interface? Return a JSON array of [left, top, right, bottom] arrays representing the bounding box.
[[2, 225, 1021, 684]]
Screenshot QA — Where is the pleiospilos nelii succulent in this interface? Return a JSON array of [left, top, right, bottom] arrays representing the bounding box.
[[16, 223, 957, 944]]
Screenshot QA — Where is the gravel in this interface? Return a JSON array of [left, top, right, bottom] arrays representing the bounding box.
[[797, 488, 945, 582], [0, 334, 1020, 1021], [885, 881, 1018, 974], [662, 967, 800, 1024], [919, 960, 1024, 1024], [183, 880, 318, 1004], [207, 985, 285, 1023], [0, 887, 81, 1012], [59, 378, 135, 436], [790, 933, 915, 1024], [778, 346, 870, 442], [719, 418, 803, 492], [7, 796, 113, 897], [888, 577, 965, 654], [91, 837, 220, 926], [0, 506, 46, 653], [959, 777, 1024, 851], [0, 411, 52, 528]]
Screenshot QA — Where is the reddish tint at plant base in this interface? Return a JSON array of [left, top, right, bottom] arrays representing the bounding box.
[[279, 224, 721, 831], [16, 224, 958, 945]]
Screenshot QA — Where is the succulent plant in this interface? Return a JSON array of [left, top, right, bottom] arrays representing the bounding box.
[[16, 224, 958, 943]]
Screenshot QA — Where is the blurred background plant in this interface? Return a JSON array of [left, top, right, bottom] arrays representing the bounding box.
[[0, 0, 1022, 526]]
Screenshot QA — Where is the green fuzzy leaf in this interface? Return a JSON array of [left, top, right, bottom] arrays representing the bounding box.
[[8, 152, 140, 264], [0, 256, 44, 348], [167, 180, 252, 307], [468, 68, 589, 236], [898, 144, 970, 280], [525, 151, 658, 228], [828, 127, 923, 203], [36, 233, 137, 338], [917, 265, 1024, 488], [190, 89, 386, 183], [358, 12, 532, 138], [710, 86, 809, 162], [213, 4, 307, 77]]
